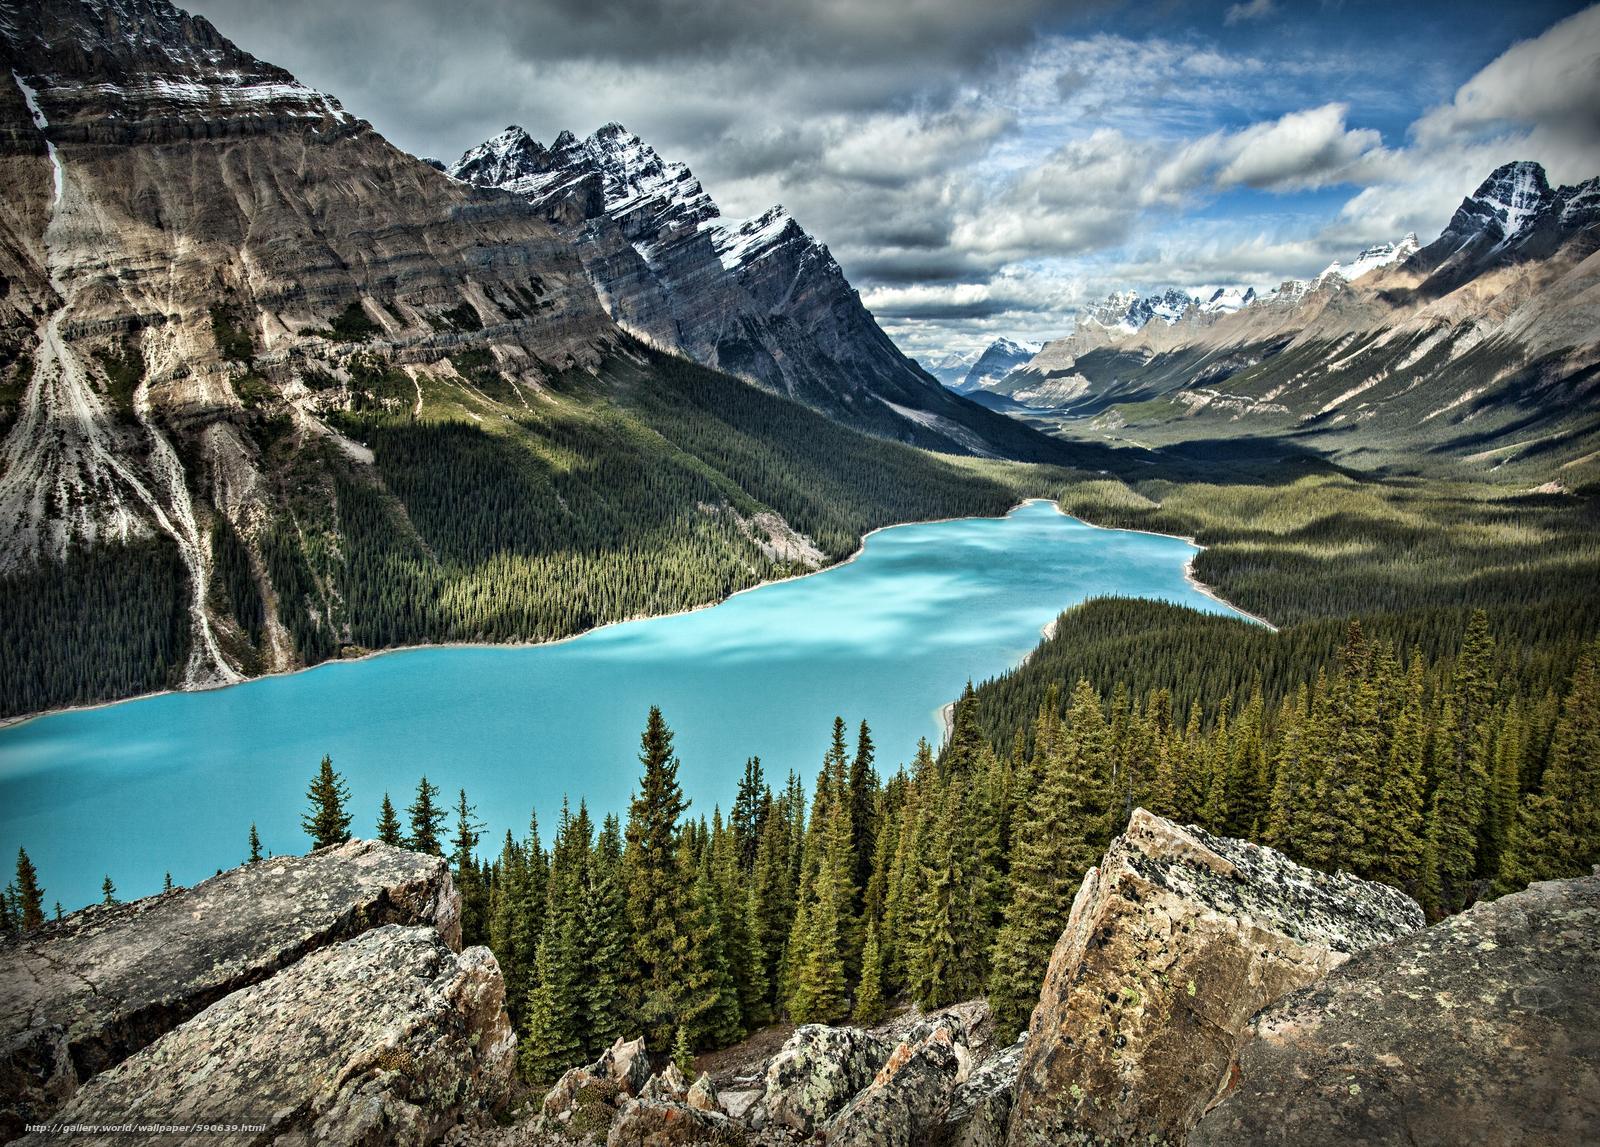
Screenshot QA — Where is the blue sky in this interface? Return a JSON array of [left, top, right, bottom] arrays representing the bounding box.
[[195, 0, 1600, 355]]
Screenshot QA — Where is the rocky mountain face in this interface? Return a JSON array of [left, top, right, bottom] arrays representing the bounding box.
[[949, 338, 1041, 394], [448, 124, 1061, 460], [989, 162, 1600, 480], [924, 346, 983, 388], [4, 815, 1592, 1147], [0, 0, 620, 690]]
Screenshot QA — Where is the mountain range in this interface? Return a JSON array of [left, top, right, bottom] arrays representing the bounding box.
[[983, 162, 1600, 478], [447, 123, 1060, 460]]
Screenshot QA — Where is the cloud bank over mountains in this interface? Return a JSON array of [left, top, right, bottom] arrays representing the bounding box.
[[192, 0, 1599, 355]]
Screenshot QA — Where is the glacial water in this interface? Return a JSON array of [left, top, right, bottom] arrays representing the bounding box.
[[0, 501, 1252, 909]]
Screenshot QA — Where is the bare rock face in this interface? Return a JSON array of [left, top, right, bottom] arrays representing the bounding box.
[[1190, 875, 1600, 1147], [686, 1072, 720, 1113], [751, 1024, 894, 1136], [606, 1096, 748, 1146], [18, 925, 514, 1146], [0, 839, 458, 1137], [824, 1008, 985, 1147], [935, 1034, 1027, 1147], [1006, 809, 1423, 1146], [536, 1036, 657, 1140]]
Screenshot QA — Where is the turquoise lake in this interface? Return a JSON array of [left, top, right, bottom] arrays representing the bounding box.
[[0, 500, 1251, 909]]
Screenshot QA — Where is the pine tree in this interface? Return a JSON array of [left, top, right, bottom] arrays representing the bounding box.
[[673, 1025, 695, 1076], [581, 814, 631, 1057], [376, 793, 403, 845], [1429, 612, 1495, 911], [301, 755, 352, 850], [519, 800, 587, 1084], [848, 720, 879, 915], [1502, 641, 1600, 886], [451, 789, 487, 945], [14, 848, 44, 931], [732, 757, 768, 874], [1368, 654, 1430, 896], [101, 875, 117, 905], [624, 706, 691, 1047], [406, 775, 446, 856], [677, 846, 742, 1047], [854, 918, 886, 1024], [987, 683, 1107, 1034], [163, 871, 173, 892]]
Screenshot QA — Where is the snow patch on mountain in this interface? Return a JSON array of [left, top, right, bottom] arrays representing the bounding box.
[[12, 71, 62, 206], [1318, 234, 1419, 284]]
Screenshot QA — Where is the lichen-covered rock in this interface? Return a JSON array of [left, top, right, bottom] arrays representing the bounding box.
[[936, 1035, 1027, 1147], [1007, 809, 1423, 1146], [823, 1011, 978, 1147], [686, 1072, 719, 1113], [1190, 875, 1600, 1147], [594, 1036, 652, 1098], [640, 1062, 689, 1103], [751, 1024, 895, 1135], [0, 840, 459, 1137], [18, 925, 513, 1146], [717, 1088, 762, 1121], [606, 1096, 748, 1146]]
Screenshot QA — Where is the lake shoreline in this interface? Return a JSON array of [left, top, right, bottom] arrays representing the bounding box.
[[1, 498, 1271, 731]]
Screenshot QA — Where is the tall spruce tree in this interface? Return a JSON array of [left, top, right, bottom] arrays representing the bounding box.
[[987, 683, 1108, 1033], [451, 789, 487, 944], [406, 776, 447, 856], [248, 823, 262, 863], [14, 848, 43, 931], [376, 793, 403, 845], [624, 706, 691, 1047], [1502, 641, 1600, 886], [302, 755, 352, 850]]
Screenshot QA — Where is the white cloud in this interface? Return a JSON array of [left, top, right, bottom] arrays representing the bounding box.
[[1156, 104, 1384, 193], [1415, 4, 1600, 152], [1225, 0, 1277, 26]]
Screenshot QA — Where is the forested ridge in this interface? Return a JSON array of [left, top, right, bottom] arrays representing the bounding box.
[[0, 346, 1026, 718]]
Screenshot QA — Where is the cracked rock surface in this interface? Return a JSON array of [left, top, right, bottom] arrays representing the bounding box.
[[17, 925, 513, 1146], [1190, 875, 1600, 1147], [0, 840, 458, 1136], [1006, 808, 1423, 1146]]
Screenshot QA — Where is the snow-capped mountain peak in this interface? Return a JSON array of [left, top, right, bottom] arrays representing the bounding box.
[[1200, 286, 1257, 314], [1317, 233, 1420, 284], [1081, 287, 1198, 333]]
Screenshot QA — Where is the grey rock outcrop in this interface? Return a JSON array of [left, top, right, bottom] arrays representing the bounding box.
[[1190, 875, 1600, 1147], [935, 1035, 1027, 1147], [0, 840, 458, 1136], [750, 1024, 894, 1136], [18, 925, 513, 1146], [606, 1096, 748, 1146], [1006, 808, 1423, 1146], [686, 1072, 719, 1114], [823, 1008, 985, 1147]]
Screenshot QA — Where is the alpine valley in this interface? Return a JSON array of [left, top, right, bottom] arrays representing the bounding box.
[[2, 1, 1599, 1146]]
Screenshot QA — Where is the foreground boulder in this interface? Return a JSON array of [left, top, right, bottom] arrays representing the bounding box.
[[0, 840, 459, 1137], [750, 1024, 894, 1135], [1007, 809, 1423, 1146], [19, 925, 513, 1145], [606, 1095, 748, 1146], [1191, 875, 1600, 1146], [935, 1034, 1027, 1147], [824, 1008, 985, 1147]]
